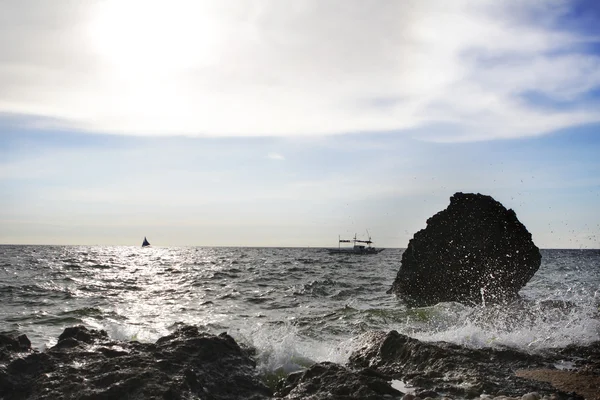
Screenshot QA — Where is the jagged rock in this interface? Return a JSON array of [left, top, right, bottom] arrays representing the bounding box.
[[389, 192, 541, 306], [0, 333, 31, 362], [347, 330, 588, 399], [0, 324, 272, 400], [274, 361, 403, 399], [2, 325, 599, 400], [57, 325, 109, 344]]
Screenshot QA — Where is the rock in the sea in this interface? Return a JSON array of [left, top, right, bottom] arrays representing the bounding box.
[[0, 324, 272, 400], [389, 192, 541, 306]]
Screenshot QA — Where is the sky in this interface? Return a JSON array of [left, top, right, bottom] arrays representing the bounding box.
[[1, 0, 599, 248]]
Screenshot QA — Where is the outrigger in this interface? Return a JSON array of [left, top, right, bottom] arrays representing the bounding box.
[[328, 232, 384, 255]]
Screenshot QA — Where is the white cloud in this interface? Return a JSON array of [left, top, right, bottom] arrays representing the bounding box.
[[0, 0, 599, 141], [267, 152, 285, 160]]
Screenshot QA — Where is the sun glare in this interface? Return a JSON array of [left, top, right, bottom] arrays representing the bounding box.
[[88, 0, 223, 75]]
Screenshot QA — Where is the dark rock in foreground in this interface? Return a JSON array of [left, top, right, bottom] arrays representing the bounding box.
[[3, 325, 598, 399], [348, 330, 594, 399], [348, 331, 550, 398], [0, 325, 272, 400], [1, 327, 405, 400], [389, 192, 541, 306], [0, 333, 31, 362], [273, 329, 598, 399], [274, 362, 402, 399]]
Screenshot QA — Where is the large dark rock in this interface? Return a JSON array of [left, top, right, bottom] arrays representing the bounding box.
[[0, 325, 272, 400], [348, 330, 589, 399], [389, 192, 541, 306]]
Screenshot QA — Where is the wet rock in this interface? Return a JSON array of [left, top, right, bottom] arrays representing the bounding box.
[[57, 324, 109, 344], [557, 341, 600, 367], [0, 333, 31, 361], [389, 192, 541, 306], [274, 361, 403, 399], [3, 325, 597, 400], [415, 389, 439, 398], [348, 330, 583, 399], [0, 324, 272, 400]]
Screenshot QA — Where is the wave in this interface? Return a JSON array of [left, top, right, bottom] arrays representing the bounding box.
[[399, 299, 600, 351]]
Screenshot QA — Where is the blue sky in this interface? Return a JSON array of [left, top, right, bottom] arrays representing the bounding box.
[[1, 0, 599, 248]]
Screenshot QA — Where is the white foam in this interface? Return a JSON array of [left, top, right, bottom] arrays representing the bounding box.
[[82, 318, 166, 343], [232, 322, 357, 375], [402, 299, 600, 351], [391, 379, 415, 394]]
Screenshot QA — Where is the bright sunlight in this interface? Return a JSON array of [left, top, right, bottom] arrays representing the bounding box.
[[88, 0, 224, 75]]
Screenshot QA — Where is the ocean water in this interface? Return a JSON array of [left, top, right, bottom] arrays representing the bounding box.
[[1, 246, 599, 377]]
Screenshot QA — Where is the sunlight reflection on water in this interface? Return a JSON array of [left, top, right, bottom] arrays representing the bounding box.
[[1, 246, 598, 371]]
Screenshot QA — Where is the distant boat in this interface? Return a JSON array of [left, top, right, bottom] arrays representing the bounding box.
[[328, 232, 384, 255], [142, 237, 151, 247]]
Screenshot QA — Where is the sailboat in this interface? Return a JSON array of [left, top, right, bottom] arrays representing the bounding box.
[[142, 237, 151, 247]]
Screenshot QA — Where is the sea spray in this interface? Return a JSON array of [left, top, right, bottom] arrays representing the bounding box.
[[232, 321, 361, 389], [409, 298, 600, 350]]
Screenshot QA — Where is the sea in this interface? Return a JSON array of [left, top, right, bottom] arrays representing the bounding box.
[[1, 246, 599, 380]]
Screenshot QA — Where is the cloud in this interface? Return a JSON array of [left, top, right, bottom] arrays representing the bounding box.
[[267, 152, 285, 160], [0, 0, 599, 141]]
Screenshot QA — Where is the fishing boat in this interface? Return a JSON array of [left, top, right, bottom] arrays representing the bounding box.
[[142, 237, 151, 247], [328, 232, 384, 255]]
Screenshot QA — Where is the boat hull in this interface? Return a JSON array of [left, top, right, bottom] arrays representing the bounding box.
[[327, 248, 384, 255]]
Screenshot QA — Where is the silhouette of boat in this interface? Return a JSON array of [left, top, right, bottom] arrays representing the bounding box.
[[142, 237, 151, 247], [328, 232, 384, 255]]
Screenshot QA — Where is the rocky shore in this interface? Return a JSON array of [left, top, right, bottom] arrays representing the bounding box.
[[2, 324, 598, 399]]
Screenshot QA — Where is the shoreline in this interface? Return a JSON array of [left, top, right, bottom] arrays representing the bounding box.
[[2, 324, 598, 399]]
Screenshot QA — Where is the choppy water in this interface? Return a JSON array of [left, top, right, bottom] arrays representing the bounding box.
[[1, 246, 599, 376]]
